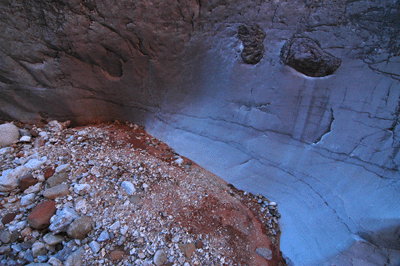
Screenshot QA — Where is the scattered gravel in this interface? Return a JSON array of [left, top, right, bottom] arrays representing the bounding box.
[[0, 121, 285, 265]]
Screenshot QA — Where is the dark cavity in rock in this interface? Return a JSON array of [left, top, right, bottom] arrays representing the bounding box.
[[280, 37, 342, 77], [238, 24, 266, 65]]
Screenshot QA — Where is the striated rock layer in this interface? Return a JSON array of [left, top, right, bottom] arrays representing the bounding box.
[[1, 0, 400, 265]]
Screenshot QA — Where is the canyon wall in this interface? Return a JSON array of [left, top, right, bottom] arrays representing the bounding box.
[[1, 0, 399, 264]]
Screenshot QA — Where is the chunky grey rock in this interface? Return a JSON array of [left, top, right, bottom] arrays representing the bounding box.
[[49, 205, 79, 233], [0, 230, 11, 243], [67, 216, 92, 239], [32, 242, 47, 257], [20, 193, 36, 206], [0, 166, 29, 192], [43, 233, 64, 246], [46, 172, 68, 188], [153, 249, 168, 266], [89, 241, 101, 254], [24, 157, 47, 170], [280, 37, 342, 77], [255, 247, 272, 260], [0, 123, 19, 148], [64, 247, 84, 266], [43, 184, 69, 199], [121, 181, 135, 195], [97, 230, 110, 242]]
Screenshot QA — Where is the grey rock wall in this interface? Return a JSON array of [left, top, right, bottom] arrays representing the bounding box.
[[1, 0, 400, 265]]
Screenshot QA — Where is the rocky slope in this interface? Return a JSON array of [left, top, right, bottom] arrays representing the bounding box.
[[0, 121, 285, 266]]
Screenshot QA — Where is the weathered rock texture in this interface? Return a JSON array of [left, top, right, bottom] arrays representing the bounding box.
[[280, 37, 342, 77], [1, 0, 400, 265]]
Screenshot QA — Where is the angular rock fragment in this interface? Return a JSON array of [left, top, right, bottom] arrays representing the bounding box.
[[238, 24, 266, 64], [19, 173, 38, 192], [67, 216, 92, 239], [280, 37, 341, 77]]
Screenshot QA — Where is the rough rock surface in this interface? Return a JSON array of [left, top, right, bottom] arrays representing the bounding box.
[[238, 24, 267, 64], [0, 122, 284, 265], [280, 37, 342, 77], [0, 0, 399, 265]]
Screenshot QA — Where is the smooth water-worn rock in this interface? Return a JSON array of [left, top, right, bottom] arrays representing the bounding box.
[[0, 0, 399, 265], [0, 123, 19, 148]]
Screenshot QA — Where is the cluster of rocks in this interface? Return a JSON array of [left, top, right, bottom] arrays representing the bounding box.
[[0, 121, 284, 266]]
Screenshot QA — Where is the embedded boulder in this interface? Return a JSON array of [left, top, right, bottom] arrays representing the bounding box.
[[238, 24, 266, 65], [280, 37, 342, 77]]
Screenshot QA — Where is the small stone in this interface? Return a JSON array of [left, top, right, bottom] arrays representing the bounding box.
[[20, 193, 36, 206], [8, 221, 27, 232], [255, 247, 272, 260], [19, 173, 38, 191], [153, 249, 167, 266], [73, 184, 90, 195], [67, 216, 92, 239], [120, 225, 129, 235], [64, 247, 84, 266], [179, 243, 195, 260], [48, 257, 62, 266], [0, 230, 11, 243], [74, 198, 87, 213], [43, 184, 69, 199], [55, 164, 70, 173], [25, 263, 50, 266], [138, 252, 146, 259], [24, 183, 42, 194], [46, 172, 68, 188], [32, 242, 47, 257], [24, 157, 47, 170], [121, 181, 135, 195], [97, 230, 110, 242], [37, 255, 48, 263], [0, 123, 19, 148], [49, 205, 79, 233], [90, 166, 101, 177], [19, 136, 32, 142], [1, 212, 19, 225], [44, 168, 55, 179], [110, 250, 124, 261], [0, 245, 11, 254], [89, 241, 101, 253], [194, 240, 203, 249], [0, 166, 29, 192], [43, 233, 64, 246], [27, 200, 56, 229], [109, 220, 120, 231]]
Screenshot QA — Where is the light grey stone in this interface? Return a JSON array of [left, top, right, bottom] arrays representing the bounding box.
[[43, 233, 64, 246], [55, 164, 70, 173], [121, 181, 135, 195], [49, 205, 79, 233], [97, 230, 109, 242], [0, 166, 29, 192], [0, 123, 19, 148], [24, 157, 47, 170], [20, 193, 36, 206], [46, 172, 68, 188], [64, 247, 84, 266], [89, 241, 101, 253], [48, 257, 62, 266], [153, 249, 167, 266], [32, 242, 47, 257], [73, 184, 90, 195], [0, 231, 11, 243], [67, 216, 92, 239], [255, 247, 272, 260], [43, 184, 69, 199], [19, 136, 31, 142]]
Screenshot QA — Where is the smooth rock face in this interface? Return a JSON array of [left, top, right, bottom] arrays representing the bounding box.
[[280, 37, 342, 77], [0, 0, 399, 265], [0, 123, 19, 148]]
